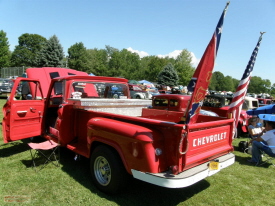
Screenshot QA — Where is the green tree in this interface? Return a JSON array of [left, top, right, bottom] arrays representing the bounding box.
[[108, 48, 141, 79], [105, 45, 118, 58], [174, 49, 195, 86], [248, 76, 270, 94], [141, 56, 169, 82], [223, 75, 234, 91], [68, 42, 89, 71], [209, 71, 226, 91], [231, 78, 239, 91], [157, 63, 179, 86], [209, 72, 217, 91], [269, 83, 275, 97], [37, 35, 64, 67], [86, 48, 109, 75], [0, 30, 11, 68], [11, 33, 47, 67]]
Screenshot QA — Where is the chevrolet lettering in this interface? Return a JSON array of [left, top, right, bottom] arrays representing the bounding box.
[[193, 132, 227, 147]]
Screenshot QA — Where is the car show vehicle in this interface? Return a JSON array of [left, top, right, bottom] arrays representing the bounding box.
[[202, 94, 249, 137], [129, 84, 150, 99], [0, 78, 15, 98], [257, 97, 272, 107], [243, 96, 259, 110], [2, 67, 235, 194]]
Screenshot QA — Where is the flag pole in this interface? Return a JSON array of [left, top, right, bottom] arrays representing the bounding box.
[[185, 1, 230, 124], [228, 31, 265, 137]]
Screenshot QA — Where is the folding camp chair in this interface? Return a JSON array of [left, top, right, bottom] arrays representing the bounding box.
[[258, 142, 275, 167], [28, 140, 60, 171]]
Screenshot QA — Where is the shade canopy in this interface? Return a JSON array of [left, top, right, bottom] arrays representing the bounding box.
[[139, 80, 153, 85], [258, 114, 275, 122], [246, 104, 275, 116]]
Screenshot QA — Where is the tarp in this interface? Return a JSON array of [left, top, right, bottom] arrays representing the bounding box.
[[128, 80, 140, 84], [246, 104, 275, 116], [139, 80, 153, 85]]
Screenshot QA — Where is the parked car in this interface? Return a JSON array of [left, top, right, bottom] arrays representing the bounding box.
[[242, 96, 259, 110], [129, 84, 151, 99], [200, 109, 219, 117], [103, 85, 127, 99], [257, 98, 272, 107], [146, 87, 160, 98], [0, 78, 16, 98], [202, 94, 249, 137]]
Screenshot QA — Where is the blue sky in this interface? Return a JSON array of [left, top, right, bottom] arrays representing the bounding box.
[[1, 0, 274, 85]]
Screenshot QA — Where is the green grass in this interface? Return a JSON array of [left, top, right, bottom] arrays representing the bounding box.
[[1, 98, 275, 206]]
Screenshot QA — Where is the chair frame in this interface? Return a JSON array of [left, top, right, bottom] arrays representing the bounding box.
[[258, 142, 275, 167], [28, 140, 60, 171]]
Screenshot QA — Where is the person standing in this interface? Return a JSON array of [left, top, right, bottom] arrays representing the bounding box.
[[21, 81, 30, 100]]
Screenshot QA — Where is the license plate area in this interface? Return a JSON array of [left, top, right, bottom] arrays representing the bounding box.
[[209, 161, 220, 170]]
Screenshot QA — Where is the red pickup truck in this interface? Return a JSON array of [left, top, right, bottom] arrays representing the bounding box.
[[2, 68, 235, 194]]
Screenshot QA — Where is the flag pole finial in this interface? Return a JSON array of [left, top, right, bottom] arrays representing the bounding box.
[[225, 1, 230, 8], [260, 32, 266, 36]]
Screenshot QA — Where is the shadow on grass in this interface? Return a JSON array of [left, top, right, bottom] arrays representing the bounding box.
[[2, 139, 211, 205], [0, 139, 30, 158], [233, 149, 272, 168], [59, 148, 210, 206], [0, 136, 46, 158], [21, 149, 60, 169]]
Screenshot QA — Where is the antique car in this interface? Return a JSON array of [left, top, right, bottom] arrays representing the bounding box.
[[0, 78, 16, 98], [243, 96, 259, 110], [129, 84, 152, 99], [257, 98, 272, 107], [202, 94, 249, 137]]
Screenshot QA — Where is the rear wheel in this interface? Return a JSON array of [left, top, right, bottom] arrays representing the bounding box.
[[90, 145, 130, 194], [113, 94, 119, 99]]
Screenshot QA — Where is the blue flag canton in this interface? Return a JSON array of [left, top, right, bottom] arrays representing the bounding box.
[[215, 18, 223, 53], [215, 5, 228, 54], [187, 78, 197, 92]]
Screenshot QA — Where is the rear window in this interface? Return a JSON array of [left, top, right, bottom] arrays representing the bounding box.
[[252, 100, 258, 107], [170, 99, 179, 107], [153, 98, 168, 107], [70, 82, 128, 99], [49, 72, 60, 79]]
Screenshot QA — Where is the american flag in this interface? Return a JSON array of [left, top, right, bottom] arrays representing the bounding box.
[[185, 2, 230, 124], [228, 33, 264, 135]]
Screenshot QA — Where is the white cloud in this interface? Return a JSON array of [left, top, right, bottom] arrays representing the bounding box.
[[127, 47, 149, 58], [127, 47, 200, 67], [157, 50, 182, 59], [157, 50, 200, 67], [189, 52, 200, 67]]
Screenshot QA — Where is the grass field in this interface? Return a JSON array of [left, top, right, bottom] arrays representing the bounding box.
[[0, 98, 275, 206]]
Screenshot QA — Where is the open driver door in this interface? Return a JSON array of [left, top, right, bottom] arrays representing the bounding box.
[[2, 78, 45, 143]]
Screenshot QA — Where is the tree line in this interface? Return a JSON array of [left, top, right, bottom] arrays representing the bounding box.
[[0, 30, 274, 96]]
